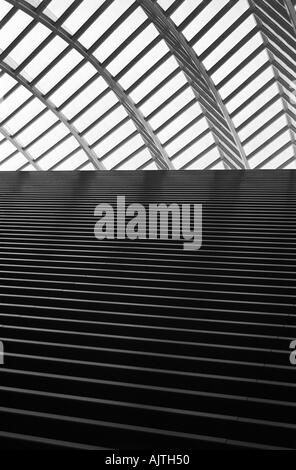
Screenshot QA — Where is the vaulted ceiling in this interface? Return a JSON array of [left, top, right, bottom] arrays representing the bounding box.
[[0, 0, 295, 171]]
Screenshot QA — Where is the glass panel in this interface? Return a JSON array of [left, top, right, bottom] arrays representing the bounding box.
[[5, 97, 45, 134], [0, 0, 294, 171], [107, 24, 159, 77], [53, 149, 88, 171], [79, 0, 135, 49], [45, 0, 76, 21], [62, 0, 106, 35], [37, 49, 83, 94], [8, 23, 51, 66], [22, 36, 68, 79], [0, 0, 13, 21], [0, 10, 32, 51], [0, 153, 27, 170], [94, 7, 146, 63]]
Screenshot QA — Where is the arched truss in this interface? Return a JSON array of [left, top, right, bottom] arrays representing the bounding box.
[[285, 0, 296, 33], [137, 0, 250, 169], [0, 124, 42, 170], [0, 58, 106, 170], [0, 0, 295, 171], [249, 0, 296, 167], [5, 0, 174, 170]]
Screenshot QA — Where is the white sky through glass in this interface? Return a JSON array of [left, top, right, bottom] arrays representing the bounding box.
[[0, 0, 295, 171]]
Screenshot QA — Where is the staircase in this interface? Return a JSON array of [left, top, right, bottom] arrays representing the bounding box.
[[0, 170, 295, 449]]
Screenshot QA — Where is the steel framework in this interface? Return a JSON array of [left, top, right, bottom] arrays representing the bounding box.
[[0, 0, 295, 171]]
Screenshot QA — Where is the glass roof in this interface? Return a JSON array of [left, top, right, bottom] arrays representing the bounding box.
[[0, 0, 295, 171]]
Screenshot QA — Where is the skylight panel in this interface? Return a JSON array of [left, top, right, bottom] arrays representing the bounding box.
[[4, 97, 45, 134], [0, 0, 294, 171], [209, 160, 225, 170], [226, 66, 275, 114], [172, 131, 215, 167], [0, 0, 13, 21], [182, 0, 229, 41], [22, 36, 68, 79], [238, 99, 283, 141], [149, 87, 195, 129], [186, 146, 220, 170], [79, 161, 96, 171], [273, 53, 296, 80], [52, 149, 89, 171], [36, 49, 83, 95], [141, 161, 158, 170], [270, 39, 296, 69], [23, 0, 42, 8], [194, 0, 250, 58], [262, 147, 295, 169], [0, 9, 32, 52], [211, 32, 262, 84], [84, 107, 128, 146], [37, 135, 78, 170], [286, 100, 296, 123], [118, 39, 169, 91], [249, 129, 290, 168], [44, 0, 76, 21], [0, 86, 31, 123], [73, 91, 119, 132], [244, 114, 287, 155], [107, 23, 159, 77], [255, 1, 295, 44], [281, 159, 296, 170], [218, 49, 270, 100], [203, 15, 258, 70], [171, 0, 203, 27], [232, 82, 279, 128], [264, 0, 290, 24], [17, 110, 58, 147], [78, 0, 135, 49], [165, 117, 209, 156], [49, 63, 97, 108], [0, 74, 17, 110], [93, 120, 137, 157], [118, 148, 151, 170], [130, 55, 179, 103], [94, 7, 147, 64], [262, 20, 296, 54], [157, 0, 177, 12], [157, 102, 202, 143], [103, 134, 144, 169], [62, 0, 106, 35], [0, 153, 27, 170], [0, 139, 16, 160], [139, 72, 187, 117], [7, 23, 51, 66], [62, 76, 108, 120], [27, 122, 68, 159], [258, 17, 295, 47]]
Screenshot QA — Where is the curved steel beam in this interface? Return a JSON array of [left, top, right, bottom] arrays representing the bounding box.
[[250, 0, 296, 164], [0, 59, 106, 171], [7, 0, 174, 170], [284, 0, 296, 34], [137, 0, 250, 170], [0, 126, 42, 170]]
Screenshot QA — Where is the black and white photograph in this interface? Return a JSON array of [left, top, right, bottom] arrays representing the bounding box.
[[0, 0, 295, 457]]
